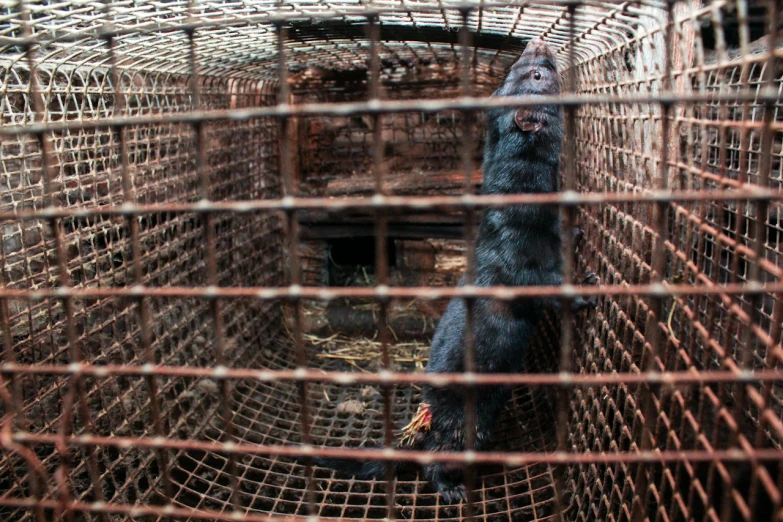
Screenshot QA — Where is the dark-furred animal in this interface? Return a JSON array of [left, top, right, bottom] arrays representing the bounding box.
[[313, 37, 599, 503]]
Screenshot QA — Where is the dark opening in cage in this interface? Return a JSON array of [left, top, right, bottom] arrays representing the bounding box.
[[0, 1, 782, 521]]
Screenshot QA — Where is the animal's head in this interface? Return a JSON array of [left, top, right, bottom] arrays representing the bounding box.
[[489, 38, 562, 136], [497, 37, 561, 97]]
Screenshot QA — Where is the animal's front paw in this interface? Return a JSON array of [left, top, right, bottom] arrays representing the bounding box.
[[582, 271, 600, 287], [580, 271, 600, 309], [438, 484, 467, 504], [569, 271, 600, 313], [571, 226, 585, 246]]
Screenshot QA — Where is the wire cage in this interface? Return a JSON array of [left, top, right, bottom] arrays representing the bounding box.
[[0, 0, 782, 520]]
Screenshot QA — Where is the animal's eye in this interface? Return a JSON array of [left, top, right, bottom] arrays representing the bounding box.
[[533, 71, 542, 80]]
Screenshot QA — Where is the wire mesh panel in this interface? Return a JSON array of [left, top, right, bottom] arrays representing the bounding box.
[[0, 1, 781, 521]]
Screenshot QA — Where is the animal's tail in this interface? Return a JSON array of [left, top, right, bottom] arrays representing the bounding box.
[[308, 402, 432, 479], [311, 456, 402, 480], [302, 443, 422, 480]]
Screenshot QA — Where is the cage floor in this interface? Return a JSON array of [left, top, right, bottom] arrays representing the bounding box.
[[169, 333, 562, 521]]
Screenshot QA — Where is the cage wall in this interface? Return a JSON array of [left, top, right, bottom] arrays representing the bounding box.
[[0, 14, 287, 519], [0, 2, 781, 522], [567, 3, 783, 521]]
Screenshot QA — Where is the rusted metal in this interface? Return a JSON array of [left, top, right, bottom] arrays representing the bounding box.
[[1, 92, 782, 138], [0, 281, 778, 299], [9, 432, 783, 466], [105, 0, 174, 512], [4, 363, 783, 386], [1, 189, 782, 222], [368, 12, 398, 518], [1, 1, 782, 521]]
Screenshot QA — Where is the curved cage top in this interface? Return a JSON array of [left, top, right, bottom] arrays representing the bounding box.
[[0, 1, 782, 522], [0, 1, 679, 78]]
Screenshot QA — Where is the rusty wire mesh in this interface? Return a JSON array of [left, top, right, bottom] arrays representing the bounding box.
[[0, 0, 782, 521]]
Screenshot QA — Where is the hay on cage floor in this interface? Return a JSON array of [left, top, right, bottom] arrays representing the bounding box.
[[292, 327, 431, 372], [398, 401, 432, 447], [283, 299, 433, 370]]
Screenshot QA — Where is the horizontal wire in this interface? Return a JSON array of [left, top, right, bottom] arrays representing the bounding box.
[[0, 497, 356, 522], [10, 432, 783, 466], [0, 281, 778, 300], [1, 188, 782, 221], [0, 364, 779, 387], [0, 91, 780, 137]]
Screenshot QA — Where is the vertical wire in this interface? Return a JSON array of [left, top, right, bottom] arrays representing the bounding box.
[[276, 19, 315, 514], [458, 7, 477, 520], [0, 285, 43, 513], [719, 1, 756, 520], [0, 26, 48, 515], [186, 0, 241, 513], [663, 12, 699, 518], [748, 0, 781, 518], [726, 0, 752, 308], [757, 293, 783, 515], [366, 14, 396, 520], [632, 2, 675, 521], [675, 17, 709, 515], [102, 1, 174, 511], [695, 25, 733, 508], [554, 4, 580, 520], [657, 1, 694, 518], [0, 126, 41, 514], [18, 1, 105, 520], [0, 193, 48, 520], [685, 10, 720, 516], [0, 371, 49, 521], [698, 13, 734, 502]]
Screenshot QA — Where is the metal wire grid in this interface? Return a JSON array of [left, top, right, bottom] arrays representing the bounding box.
[[0, 0, 781, 521], [568, 2, 783, 520]]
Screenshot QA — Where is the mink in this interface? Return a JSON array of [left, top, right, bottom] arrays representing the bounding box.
[[312, 37, 599, 504]]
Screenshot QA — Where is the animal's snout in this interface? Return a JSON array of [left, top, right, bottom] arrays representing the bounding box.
[[521, 36, 559, 65], [525, 37, 546, 55]]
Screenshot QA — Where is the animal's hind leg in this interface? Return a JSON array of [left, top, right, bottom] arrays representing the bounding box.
[[423, 387, 510, 504], [425, 460, 467, 504]]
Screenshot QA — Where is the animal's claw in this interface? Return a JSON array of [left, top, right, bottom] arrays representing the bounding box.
[[582, 271, 600, 286], [572, 226, 584, 245], [580, 271, 600, 308], [439, 485, 467, 504]]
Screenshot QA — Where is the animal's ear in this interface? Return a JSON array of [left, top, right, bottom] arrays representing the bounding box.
[[514, 108, 543, 133]]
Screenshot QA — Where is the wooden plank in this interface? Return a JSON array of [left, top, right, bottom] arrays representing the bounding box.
[[326, 170, 483, 196], [299, 223, 466, 240], [298, 210, 468, 225]]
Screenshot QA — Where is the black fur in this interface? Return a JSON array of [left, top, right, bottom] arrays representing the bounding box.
[[314, 38, 599, 504]]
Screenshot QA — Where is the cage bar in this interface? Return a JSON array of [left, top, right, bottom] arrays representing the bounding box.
[[0, 1, 781, 521]]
